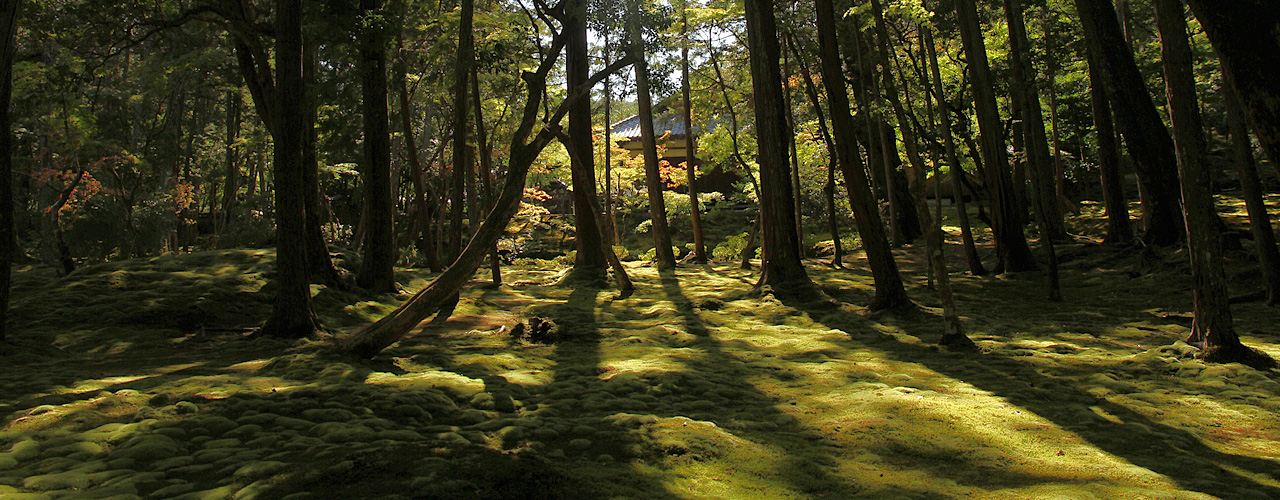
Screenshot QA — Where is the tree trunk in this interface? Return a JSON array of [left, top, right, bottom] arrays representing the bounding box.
[[681, 6, 706, 264], [397, 35, 441, 271], [1005, 0, 1064, 240], [566, 0, 609, 282], [821, 0, 910, 308], [746, 0, 812, 293], [924, 26, 986, 276], [783, 50, 805, 249], [1222, 70, 1280, 306], [786, 35, 843, 269], [1074, 0, 1184, 247], [221, 89, 240, 232], [356, 0, 396, 292], [447, 0, 475, 262], [1083, 34, 1132, 245], [957, 0, 1037, 272], [303, 41, 342, 288], [0, 0, 13, 343], [1155, 0, 1258, 365], [472, 66, 502, 285], [261, 0, 318, 338], [1183, 1, 1280, 168], [632, 18, 677, 271]]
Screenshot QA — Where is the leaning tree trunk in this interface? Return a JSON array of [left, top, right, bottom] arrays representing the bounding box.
[[261, 0, 319, 338], [746, 0, 812, 294], [1183, 0, 1280, 167], [356, 0, 396, 292], [1074, 0, 1184, 247], [344, 39, 636, 358], [1155, 0, 1261, 365], [1222, 70, 1280, 306], [631, 17, 677, 271], [957, 0, 1037, 272]]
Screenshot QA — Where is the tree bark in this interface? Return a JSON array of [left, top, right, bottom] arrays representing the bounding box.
[[1083, 33, 1132, 245], [680, 5, 706, 264], [924, 25, 986, 276], [1074, 0, 1184, 246], [397, 35, 441, 271], [1155, 0, 1256, 364], [0, 0, 13, 343], [632, 17, 677, 271], [356, 0, 396, 292], [746, 0, 812, 293], [785, 35, 843, 269], [447, 0, 475, 262], [1222, 70, 1280, 306], [303, 41, 342, 287], [1004, 0, 1064, 240], [957, 0, 1037, 272], [566, 0, 609, 282], [261, 0, 318, 338], [472, 66, 502, 285], [221, 89, 240, 232], [1183, 0, 1280, 168]]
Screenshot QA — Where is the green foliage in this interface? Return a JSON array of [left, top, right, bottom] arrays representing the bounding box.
[[711, 231, 749, 262]]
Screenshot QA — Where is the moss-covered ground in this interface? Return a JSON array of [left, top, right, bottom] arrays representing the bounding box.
[[2, 199, 1280, 499]]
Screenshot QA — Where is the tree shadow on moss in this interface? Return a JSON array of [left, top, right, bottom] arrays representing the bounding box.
[[784, 296, 1280, 499]]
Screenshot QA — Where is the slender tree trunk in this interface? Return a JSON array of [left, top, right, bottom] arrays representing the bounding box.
[[746, 0, 812, 294], [356, 0, 396, 292], [566, 0, 609, 282], [262, 0, 318, 338], [303, 41, 342, 287], [222, 89, 240, 232], [397, 36, 441, 271], [1075, 0, 1184, 246], [632, 18, 677, 270], [681, 6, 706, 264], [1155, 0, 1257, 364], [1083, 36, 1132, 245], [0, 0, 13, 343], [1183, 1, 1280, 167], [1222, 71, 1280, 306], [816, 0, 909, 309], [786, 35, 843, 268], [924, 26, 986, 276], [472, 66, 502, 285], [783, 50, 805, 249], [604, 58, 619, 246], [1004, 0, 1064, 240], [958, 0, 1037, 272], [447, 0, 475, 262]]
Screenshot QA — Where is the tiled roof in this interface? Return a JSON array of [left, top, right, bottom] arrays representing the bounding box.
[[610, 111, 716, 140]]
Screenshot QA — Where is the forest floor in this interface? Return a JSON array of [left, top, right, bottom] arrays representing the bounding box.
[[2, 199, 1280, 499]]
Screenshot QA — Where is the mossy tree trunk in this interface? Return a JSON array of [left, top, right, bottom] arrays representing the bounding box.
[[261, 0, 318, 339]]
